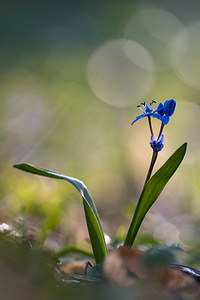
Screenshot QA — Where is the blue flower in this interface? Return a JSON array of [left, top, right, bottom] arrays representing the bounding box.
[[156, 99, 176, 125], [131, 101, 165, 125], [150, 134, 164, 152]]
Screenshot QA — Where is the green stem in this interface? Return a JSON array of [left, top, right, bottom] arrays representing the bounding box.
[[144, 121, 164, 186], [144, 116, 158, 185], [148, 116, 154, 136], [124, 122, 164, 247], [144, 151, 158, 186], [124, 150, 158, 247], [158, 122, 164, 139]]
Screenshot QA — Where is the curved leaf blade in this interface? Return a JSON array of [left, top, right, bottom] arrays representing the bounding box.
[[54, 246, 93, 258], [124, 142, 187, 247], [14, 163, 108, 264]]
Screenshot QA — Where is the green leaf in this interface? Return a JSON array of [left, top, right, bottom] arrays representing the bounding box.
[[55, 246, 94, 258], [14, 163, 108, 264], [124, 142, 187, 247]]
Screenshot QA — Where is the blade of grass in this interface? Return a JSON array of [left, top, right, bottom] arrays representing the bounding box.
[[124, 142, 187, 247], [14, 163, 108, 264]]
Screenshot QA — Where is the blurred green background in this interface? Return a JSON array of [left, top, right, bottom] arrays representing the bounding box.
[[1, 0, 200, 257]]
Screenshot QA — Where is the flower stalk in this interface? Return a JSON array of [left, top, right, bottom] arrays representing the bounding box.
[[144, 150, 158, 186], [123, 98, 180, 248]]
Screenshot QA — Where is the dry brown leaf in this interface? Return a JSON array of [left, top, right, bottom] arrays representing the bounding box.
[[162, 267, 195, 289], [103, 246, 147, 286], [103, 245, 200, 297]]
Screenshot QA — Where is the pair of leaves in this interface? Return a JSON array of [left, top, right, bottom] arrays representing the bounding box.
[[14, 142, 187, 261], [124, 143, 187, 247], [14, 163, 108, 264]]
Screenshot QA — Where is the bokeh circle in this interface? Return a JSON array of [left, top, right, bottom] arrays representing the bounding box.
[[87, 39, 155, 107]]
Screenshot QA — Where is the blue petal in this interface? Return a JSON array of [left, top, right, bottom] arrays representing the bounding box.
[[162, 115, 170, 125], [131, 113, 149, 125], [145, 106, 152, 113], [151, 113, 164, 122], [150, 135, 155, 143], [164, 99, 176, 117], [156, 103, 165, 116], [151, 113, 170, 125], [158, 134, 164, 143]]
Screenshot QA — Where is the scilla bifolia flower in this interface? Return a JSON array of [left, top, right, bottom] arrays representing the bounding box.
[[131, 99, 176, 184], [131, 99, 176, 126], [150, 134, 164, 152], [131, 101, 165, 125]]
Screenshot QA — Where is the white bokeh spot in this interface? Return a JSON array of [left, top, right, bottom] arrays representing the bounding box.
[[172, 22, 200, 89], [124, 8, 186, 71], [87, 39, 155, 107]]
